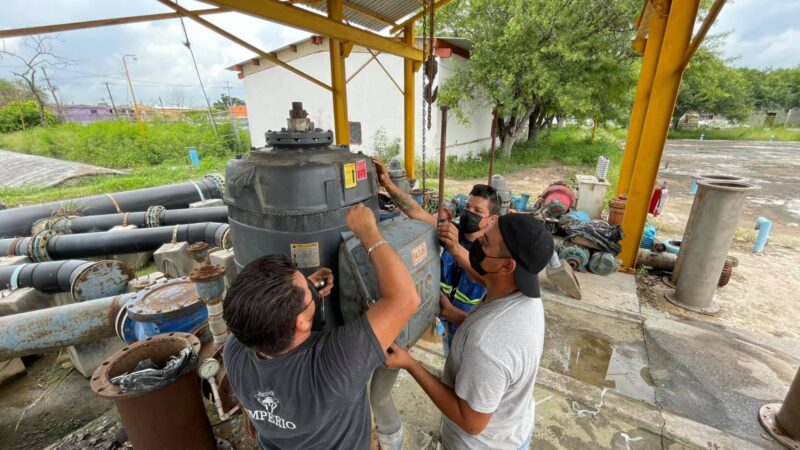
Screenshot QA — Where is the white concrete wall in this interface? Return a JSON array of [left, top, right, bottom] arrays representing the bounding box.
[[241, 45, 494, 160]]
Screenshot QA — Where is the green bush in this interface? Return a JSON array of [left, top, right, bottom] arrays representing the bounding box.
[[0, 100, 58, 132], [0, 120, 252, 168], [372, 127, 401, 162]]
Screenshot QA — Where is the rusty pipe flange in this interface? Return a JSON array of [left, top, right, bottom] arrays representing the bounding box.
[[189, 264, 226, 283], [130, 278, 156, 292], [759, 403, 799, 450], [187, 242, 210, 264], [91, 333, 215, 450], [204, 173, 225, 198], [28, 230, 52, 262], [144, 205, 166, 228], [71, 260, 135, 302], [664, 290, 720, 315], [718, 259, 734, 287]]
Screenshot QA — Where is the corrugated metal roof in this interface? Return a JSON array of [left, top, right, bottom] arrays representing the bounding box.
[[306, 0, 421, 32]]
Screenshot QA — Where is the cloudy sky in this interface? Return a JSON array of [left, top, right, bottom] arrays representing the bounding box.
[[0, 0, 798, 106]]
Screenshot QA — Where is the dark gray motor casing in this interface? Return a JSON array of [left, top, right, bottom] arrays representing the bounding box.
[[225, 145, 379, 329], [338, 217, 440, 347]]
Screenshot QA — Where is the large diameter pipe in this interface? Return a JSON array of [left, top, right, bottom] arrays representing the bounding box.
[[43, 206, 228, 234], [665, 180, 757, 314], [0, 294, 129, 360], [0, 260, 133, 301], [0, 175, 224, 238], [671, 174, 746, 284], [777, 367, 800, 442], [0, 223, 230, 261]]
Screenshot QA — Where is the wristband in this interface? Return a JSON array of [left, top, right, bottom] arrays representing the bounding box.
[[367, 239, 389, 256]]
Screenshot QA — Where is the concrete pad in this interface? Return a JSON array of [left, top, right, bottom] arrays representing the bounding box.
[[0, 256, 32, 267], [540, 270, 641, 319], [210, 248, 236, 288], [0, 149, 122, 189], [0, 287, 57, 317], [108, 225, 152, 271], [643, 315, 797, 445]]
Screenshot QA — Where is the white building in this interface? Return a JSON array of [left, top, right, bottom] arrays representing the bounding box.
[[230, 36, 495, 160]]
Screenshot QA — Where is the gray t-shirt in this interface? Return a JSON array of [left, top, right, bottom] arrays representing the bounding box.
[[223, 314, 386, 450], [441, 292, 545, 450]]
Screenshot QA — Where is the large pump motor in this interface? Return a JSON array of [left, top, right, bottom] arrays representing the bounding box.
[[225, 103, 379, 329]]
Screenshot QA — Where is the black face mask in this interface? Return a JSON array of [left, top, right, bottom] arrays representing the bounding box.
[[459, 209, 484, 235], [469, 241, 505, 276]]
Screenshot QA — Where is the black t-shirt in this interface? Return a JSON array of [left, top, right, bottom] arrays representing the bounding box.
[[223, 314, 386, 450]]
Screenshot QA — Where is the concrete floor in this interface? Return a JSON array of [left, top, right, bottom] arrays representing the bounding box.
[[0, 149, 121, 189]]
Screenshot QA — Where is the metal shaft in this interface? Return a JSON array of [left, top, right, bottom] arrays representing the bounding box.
[[0, 176, 223, 238], [190, 265, 228, 345], [778, 366, 800, 441], [370, 366, 403, 450], [437, 106, 448, 221]]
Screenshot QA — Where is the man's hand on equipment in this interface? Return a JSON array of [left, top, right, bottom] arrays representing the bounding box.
[[371, 157, 394, 190], [307, 268, 334, 296], [437, 220, 460, 253], [346, 203, 379, 241], [384, 343, 415, 370]]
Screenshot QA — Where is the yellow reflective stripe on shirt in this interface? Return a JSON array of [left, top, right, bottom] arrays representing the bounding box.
[[440, 282, 453, 295], [453, 289, 481, 305]]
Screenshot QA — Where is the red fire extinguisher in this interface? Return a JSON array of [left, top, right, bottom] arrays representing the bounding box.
[[649, 181, 669, 217]]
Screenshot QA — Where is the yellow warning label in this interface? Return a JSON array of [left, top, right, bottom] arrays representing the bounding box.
[[343, 162, 357, 189], [290, 242, 321, 268]]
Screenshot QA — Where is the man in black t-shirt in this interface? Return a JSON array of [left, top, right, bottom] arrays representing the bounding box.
[[223, 203, 420, 449]]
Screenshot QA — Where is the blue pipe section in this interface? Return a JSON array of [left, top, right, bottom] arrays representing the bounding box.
[[753, 217, 772, 253]]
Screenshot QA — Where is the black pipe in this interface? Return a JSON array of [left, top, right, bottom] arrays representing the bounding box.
[[0, 260, 88, 293], [43, 206, 228, 234], [0, 223, 230, 260], [0, 175, 224, 238]]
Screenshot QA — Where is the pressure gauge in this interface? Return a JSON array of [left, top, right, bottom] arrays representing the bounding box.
[[198, 358, 221, 380]]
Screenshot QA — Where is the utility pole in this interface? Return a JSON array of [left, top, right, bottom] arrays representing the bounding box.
[[122, 54, 145, 135], [225, 81, 243, 153], [41, 67, 62, 122], [104, 82, 117, 117]]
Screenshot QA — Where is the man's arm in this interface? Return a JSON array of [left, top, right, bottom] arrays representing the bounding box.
[[346, 204, 421, 351], [440, 293, 468, 327], [385, 344, 492, 435], [372, 157, 436, 226]]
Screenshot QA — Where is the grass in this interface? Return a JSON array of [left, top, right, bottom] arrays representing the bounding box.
[[0, 120, 248, 168], [416, 126, 625, 196], [668, 126, 800, 141], [0, 157, 228, 207]]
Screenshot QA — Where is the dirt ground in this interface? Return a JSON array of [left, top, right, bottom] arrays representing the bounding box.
[[443, 139, 800, 342]]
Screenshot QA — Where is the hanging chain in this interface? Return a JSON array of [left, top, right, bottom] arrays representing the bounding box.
[[421, 0, 429, 193]]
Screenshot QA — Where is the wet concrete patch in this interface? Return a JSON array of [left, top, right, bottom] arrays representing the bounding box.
[[541, 301, 656, 405]]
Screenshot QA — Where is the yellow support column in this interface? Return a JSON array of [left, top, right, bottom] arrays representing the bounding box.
[[403, 24, 416, 179], [616, 13, 667, 196], [619, 0, 700, 268], [328, 0, 350, 144]]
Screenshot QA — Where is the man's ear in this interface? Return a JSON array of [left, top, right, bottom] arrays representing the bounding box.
[[500, 258, 516, 275], [296, 314, 312, 333]]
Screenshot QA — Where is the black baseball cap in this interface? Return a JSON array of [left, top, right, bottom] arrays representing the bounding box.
[[497, 214, 554, 298]]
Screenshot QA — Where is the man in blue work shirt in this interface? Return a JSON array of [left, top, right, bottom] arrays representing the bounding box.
[[372, 159, 499, 355]]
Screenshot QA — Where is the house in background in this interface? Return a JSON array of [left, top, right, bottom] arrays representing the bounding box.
[[229, 35, 495, 160], [54, 103, 137, 124]]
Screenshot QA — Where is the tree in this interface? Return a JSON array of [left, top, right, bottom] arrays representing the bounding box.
[[438, 0, 639, 157], [0, 100, 57, 133], [0, 35, 71, 127], [674, 46, 753, 128], [213, 93, 245, 111], [0, 78, 37, 107]]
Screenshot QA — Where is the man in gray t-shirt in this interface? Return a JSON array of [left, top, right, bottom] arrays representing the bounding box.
[[386, 214, 553, 449]]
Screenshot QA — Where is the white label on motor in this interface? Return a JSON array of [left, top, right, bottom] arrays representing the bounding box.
[[291, 242, 321, 268]]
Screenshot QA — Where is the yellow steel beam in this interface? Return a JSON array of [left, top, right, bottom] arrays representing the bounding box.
[[156, 0, 331, 91], [403, 24, 416, 178], [390, 0, 455, 34], [367, 49, 403, 95], [616, 10, 667, 196], [619, 0, 700, 269], [206, 0, 422, 61], [328, 0, 350, 144], [682, 0, 727, 70], [0, 8, 225, 39]]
